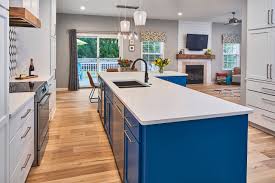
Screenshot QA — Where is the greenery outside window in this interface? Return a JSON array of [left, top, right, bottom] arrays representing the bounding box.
[[223, 43, 240, 70], [141, 41, 164, 71]]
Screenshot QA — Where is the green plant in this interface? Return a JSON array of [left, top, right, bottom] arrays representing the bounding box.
[[118, 59, 133, 68]]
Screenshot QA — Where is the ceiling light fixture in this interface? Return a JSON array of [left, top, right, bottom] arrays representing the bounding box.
[[80, 6, 86, 11], [134, 0, 147, 26], [178, 12, 183, 16]]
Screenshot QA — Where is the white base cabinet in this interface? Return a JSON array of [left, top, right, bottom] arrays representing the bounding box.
[[9, 97, 34, 183], [49, 77, 56, 121]]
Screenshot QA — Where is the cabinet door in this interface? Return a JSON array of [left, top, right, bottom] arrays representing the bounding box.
[[248, 0, 270, 30], [50, 37, 56, 75], [0, 7, 9, 183], [0, 0, 8, 10], [124, 125, 139, 183], [104, 98, 111, 142], [50, 0, 56, 37], [247, 30, 270, 81], [270, 29, 275, 81], [271, 0, 275, 26]]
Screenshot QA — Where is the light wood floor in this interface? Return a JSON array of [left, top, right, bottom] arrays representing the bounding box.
[[27, 85, 275, 183]]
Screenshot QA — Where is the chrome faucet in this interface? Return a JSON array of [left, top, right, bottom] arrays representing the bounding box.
[[131, 58, 149, 83]]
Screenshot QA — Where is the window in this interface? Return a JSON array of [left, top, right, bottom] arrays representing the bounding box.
[[141, 41, 164, 71], [223, 43, 240, 70]]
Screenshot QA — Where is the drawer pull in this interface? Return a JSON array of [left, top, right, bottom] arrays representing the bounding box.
[[262, 114, 275, 122], [125, 117, 137, 128], [21, 154, 31, 170], [262, 87, 275, 92], [21, 109, 32, 119], [21, 127, 31, 139], [124, 130, 135, 143], [262, 98, 275, 104]]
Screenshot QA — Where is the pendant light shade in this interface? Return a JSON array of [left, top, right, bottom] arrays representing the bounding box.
[[134, 11, 147, 26], [120, 20, 130, 32]]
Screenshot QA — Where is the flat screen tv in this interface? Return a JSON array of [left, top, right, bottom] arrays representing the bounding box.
[[186, 34, 208, 51]]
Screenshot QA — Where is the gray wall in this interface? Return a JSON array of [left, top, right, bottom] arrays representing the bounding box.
[[56, 13, 178, 88], [211, 23, 242, 81]]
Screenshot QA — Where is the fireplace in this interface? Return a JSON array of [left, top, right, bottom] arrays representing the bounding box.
[[186, 65, 204, 84]]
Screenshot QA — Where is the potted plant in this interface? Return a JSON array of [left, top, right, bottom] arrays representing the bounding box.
[[118, 58, 133, 72], [152, 58, 171, 74]]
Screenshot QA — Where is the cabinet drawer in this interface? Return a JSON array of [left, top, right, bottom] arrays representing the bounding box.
[[247, 80, 275, 95], [10, 98, 34, 140], [249, 106, 275, 132], [10, 139, 34, 183], [124, 108, 141, 142], [247, 90, 275, 113], [10, 112, 34, 176]]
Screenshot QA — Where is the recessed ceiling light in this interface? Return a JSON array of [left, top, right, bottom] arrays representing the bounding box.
[[178, 12, 183, 16], [80, 6, 86, 11]]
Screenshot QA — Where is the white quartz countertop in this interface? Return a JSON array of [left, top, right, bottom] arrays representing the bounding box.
[[99, 71, 253, 125], [9, 92, 35, 118]]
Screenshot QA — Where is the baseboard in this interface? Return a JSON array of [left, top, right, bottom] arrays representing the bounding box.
[[249, 122, 275, 136], [56, 88, 68, 92]]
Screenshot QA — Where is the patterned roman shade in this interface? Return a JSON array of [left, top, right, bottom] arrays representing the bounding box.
[[140, 31, 167, 42], [222, 34, 241, 43]]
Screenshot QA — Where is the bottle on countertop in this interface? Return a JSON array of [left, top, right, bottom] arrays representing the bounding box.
[[29, 58, 35, 76]]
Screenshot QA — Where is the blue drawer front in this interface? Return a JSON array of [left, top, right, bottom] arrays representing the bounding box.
[[157, 76, 187, 87], [124, 108, 141, 143]]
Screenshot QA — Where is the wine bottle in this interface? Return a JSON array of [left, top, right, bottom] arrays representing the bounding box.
[[29, 58, 35, 76]]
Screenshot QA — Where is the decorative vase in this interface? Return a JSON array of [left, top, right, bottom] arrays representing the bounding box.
[[158, 66, 164, 74]]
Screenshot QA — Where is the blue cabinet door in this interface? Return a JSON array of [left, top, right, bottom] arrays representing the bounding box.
[[157, 76, 187, 87], [105, 97, 112, 144], [124, 124, 140, 183]]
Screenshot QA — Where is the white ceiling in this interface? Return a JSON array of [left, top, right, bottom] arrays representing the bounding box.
[[57, 0, 243, 23]]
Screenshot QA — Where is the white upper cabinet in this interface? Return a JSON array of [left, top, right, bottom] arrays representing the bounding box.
[[272, 0, 275, 25], [10, 0, 39, 17], [0, 0, 9, 9], [248, 0, 274, 30], [0, 7, 9, 183], [247, 29, 270, 80], [50, 0, 56, 38]]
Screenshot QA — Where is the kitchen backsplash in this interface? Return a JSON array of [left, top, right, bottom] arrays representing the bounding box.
[[9, 27, 17, 78]]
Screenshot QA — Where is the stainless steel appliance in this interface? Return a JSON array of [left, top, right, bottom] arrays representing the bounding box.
[[10, 81, 50, 166], [112, 95, 125, 180]]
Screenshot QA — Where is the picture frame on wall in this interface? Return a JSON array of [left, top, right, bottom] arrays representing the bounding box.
[[129, 45, 135, 52], [129, 39, 135, 45]]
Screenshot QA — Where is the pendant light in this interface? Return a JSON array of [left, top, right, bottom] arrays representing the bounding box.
[[120, 0, 130, 33], [134, 0, 147, 26], [134, 11, 147, 26]]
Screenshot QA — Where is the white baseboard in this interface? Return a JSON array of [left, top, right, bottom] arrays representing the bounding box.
[[56, 88, 68, 91]]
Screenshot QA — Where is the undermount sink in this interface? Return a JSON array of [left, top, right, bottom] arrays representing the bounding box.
[[113, 81, 150, 88]]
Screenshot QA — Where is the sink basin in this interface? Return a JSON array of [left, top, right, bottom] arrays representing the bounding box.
[[113, 81, 150, 88]]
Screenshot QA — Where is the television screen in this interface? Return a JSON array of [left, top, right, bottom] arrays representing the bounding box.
[[186, 34, 208, 51]]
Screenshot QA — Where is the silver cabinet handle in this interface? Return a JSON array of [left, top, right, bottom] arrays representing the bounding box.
[[262, 87, 275, 92], [21, 154, 31, 170], [268, 10, 271, 24], [262, 114, 275, 122], [262, 98, 275, 104], [272, 9, 274, 24], [21, 109, 32, 119], [267, 64, 270, 79], [21, 127, 31, 139], [125, 117, 137, 128], [124, 130, 135, 143], [270, 64, 273, 79]]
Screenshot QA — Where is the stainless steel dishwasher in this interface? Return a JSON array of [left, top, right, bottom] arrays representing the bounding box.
[[111, 95, 124, 181]]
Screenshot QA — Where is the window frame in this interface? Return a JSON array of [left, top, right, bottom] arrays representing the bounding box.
[[222, 43, 240, 71], [140, 41, 165, 71]]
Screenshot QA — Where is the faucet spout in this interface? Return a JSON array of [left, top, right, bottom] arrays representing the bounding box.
[[131, 58, 149, 83]]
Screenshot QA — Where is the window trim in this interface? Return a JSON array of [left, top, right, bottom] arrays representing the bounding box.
[[140, 41, 165, 71], [222, 43, 240, 71]]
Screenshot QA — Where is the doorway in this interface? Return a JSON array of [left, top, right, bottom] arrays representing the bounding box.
[[77, 34, 122, 88]]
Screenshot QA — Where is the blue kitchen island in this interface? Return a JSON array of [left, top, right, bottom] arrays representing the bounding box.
[[98, 71, 252, 183]]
